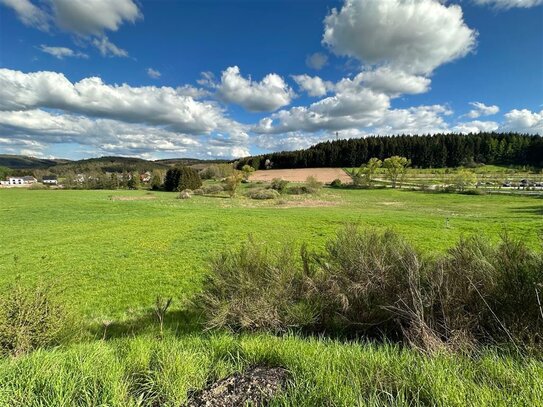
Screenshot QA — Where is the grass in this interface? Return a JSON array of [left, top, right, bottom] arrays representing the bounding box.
[[0, 185, 542, 405]]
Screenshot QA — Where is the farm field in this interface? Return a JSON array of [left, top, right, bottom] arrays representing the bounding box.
[[0, 186, 542, 405], [250, 167, 352, 183]]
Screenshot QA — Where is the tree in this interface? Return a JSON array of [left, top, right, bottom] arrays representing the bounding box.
[[383, 156, 411, 188], [363, 157, 382, 185], [150, 170, 163, 190], [223, 171, 244, 197], [163, 168, 181, 191], [346, 167, 364, 186], [241, 165, 255, 181], [451, 170, 477, 192], [177, 166, 202, 191], [127, 172, 140, 189]]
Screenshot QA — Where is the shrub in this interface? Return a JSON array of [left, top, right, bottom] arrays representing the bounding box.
[[0, 283, 70, 356], [247, 189, 280, 200], [305, 176, 323, 191], [330, 178, 342, 188], [177, 189, 192, 199], [28, 183, 48, 190], [164, 166, 202, 191], [286, 185, 314, 195], [223, 172, 244, 197], [202, 184, 224, 195], [192, 188, 204, 195], [271, 178, 288, 193]]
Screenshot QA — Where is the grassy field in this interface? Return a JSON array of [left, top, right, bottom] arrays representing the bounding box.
[[0, 186, 542, 405]]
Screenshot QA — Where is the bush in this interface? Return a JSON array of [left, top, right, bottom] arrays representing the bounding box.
[[202, 184, 224, 194], [286, 185, 314, 195], [305, 176, 323, 190], [192, 188, 204, 195], [200, 225, 543, 351], [164, 166, 202, 191], [247, 189, 280, 200], [0, 283, 70, 356], [28, 183, 48, 190], [271, 178, 288, 193], [177, 189, 192, 199], [330, 178, 342, 188]]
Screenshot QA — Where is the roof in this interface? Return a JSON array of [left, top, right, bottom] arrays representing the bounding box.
[[22, 176, 36, 181], [43, 175, 57, 180]]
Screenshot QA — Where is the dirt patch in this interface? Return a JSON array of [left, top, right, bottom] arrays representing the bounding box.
[[250, 168, 350, 183], [275, 199, 339, 208], [185, 366, 289, 407], [110, 195, 156, 201]]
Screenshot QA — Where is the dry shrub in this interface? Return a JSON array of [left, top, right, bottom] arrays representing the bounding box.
[[200, 225, 543, 351], [0, 283, 71, 356], [247, 189, 280, 200]]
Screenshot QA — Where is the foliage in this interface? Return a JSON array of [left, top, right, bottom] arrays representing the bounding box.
[[330, 178, 342, 188], [237, 133, 543, 170], [246, 189, 281, 200], [383, 156, 411, 188], [286, 185, 315, 195], [199, 164, 236, 180], [0, 283, 70, 356], [201, 225, 543, 349], [305, 176, 323, 191], [164, 166, 202, 192], [241, 165, 255, 180], [178, 190, 192, 199], [451, 170, 477, 192], [150, 170, 163, 190], [223, 171, 244, 197], [271, 178, 288, 193]]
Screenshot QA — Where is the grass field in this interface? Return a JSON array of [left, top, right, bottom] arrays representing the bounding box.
[[0, 186, 542, 405]]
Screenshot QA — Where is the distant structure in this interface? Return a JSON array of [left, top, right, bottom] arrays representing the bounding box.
[[42, 175, 58, 185], [8, 176, 37, 185]]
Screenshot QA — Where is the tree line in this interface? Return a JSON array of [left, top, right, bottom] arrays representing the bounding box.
[[237, 133, 543, 170]]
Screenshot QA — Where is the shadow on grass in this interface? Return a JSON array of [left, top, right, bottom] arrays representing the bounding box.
[[89, 308, 205, 340], [509, 205, 543, 215]]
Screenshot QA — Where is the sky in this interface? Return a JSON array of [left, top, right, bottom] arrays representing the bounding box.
[[0, 0, 542, 160]]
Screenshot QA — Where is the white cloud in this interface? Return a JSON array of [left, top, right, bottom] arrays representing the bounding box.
[[291, 74, 333, 97], [0, 0, 49, 30], [465, 102, 500, 118], [0, 68, 239, 135], [217, 66, 295, 112], [323, 0, 477, 75], [373, 105, 452, 135], [305, 52, 328, 70], [147, 68, 161, 79], [453, 120, 500, 134], [49, 0, 141, 36], [91, 36, 128, 57], [473, 0, 543, 9], [39, 45, 88, 59], [351, 67, 431, 97], [502, 109, 543, 134]]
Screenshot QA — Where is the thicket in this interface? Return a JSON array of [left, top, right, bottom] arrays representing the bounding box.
[[200, 225, 543, 352], [237, 133, 543, 170], [0, 283, 71, 356], [163, 166, 202, 191]]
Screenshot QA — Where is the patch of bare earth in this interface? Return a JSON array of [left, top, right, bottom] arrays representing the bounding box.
[[250, 168, 350, 183], [110, 195, 156, 201], [185, 366, 289, 407]]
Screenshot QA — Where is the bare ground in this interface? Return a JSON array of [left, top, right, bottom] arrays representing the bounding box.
[[250, 168, 350, 183]]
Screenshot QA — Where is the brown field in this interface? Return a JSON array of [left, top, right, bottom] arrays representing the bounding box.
[[250, 168, 350, 183]]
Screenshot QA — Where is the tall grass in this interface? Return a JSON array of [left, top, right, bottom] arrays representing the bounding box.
[[200, 225, 543, 350]]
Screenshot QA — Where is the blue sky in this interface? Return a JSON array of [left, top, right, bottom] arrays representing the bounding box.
[[0, 0, 541, 160]]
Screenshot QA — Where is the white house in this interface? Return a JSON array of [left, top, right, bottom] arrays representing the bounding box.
[[42, 175, 58, 185], [8, 176, 37, 185]]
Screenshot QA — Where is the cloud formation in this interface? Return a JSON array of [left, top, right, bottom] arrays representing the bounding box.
[[305, 52, 328, 70], [217, 66, 295, 112], [323, 0, 477, 75], [465, 102, 500, 118], [291, 75, 333, 97], [473, 0, 543, 9], [39, 45, 88, 59], [147, 68, 161, 79]]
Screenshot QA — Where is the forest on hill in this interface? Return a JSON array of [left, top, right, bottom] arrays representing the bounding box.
[[237, 133, 543, 170]]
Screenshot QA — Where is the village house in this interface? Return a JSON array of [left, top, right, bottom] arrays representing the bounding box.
[[8, 176, 37, 185], [42, 175, 58, 185]]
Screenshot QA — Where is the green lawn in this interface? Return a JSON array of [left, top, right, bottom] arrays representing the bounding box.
[[0, 187, 542, 406]]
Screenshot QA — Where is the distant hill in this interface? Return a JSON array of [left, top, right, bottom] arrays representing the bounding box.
[[0, 155, 71, 169]]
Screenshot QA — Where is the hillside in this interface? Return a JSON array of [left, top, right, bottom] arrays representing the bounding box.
[[0, 154, 71, 169]]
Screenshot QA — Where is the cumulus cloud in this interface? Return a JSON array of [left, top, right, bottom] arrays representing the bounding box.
[[217, 66, 295, 112], [502, 109, 543, 134], [147, 68, 161, 79], [49, 0, 141, 36], [323, 0, 477, 75], [337, 68, 431, 97], [39, 45, 88, 59], [465, 102, 500, 118], [291, 75, 333, 97], [0, 68, 239, 135], [0, 0, 49, 30], [373, 105, 452, 135], [305, 52, 328, 70], [473, 0, 543, 9], [453, 120, 500, 134]]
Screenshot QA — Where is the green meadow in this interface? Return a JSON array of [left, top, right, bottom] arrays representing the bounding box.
[[0, 186, 542, 405]]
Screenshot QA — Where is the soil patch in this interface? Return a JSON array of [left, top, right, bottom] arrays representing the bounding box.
[[110, 195, 156, 201], [185, 366, 289, 407], [250, 168, 350, 183]]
